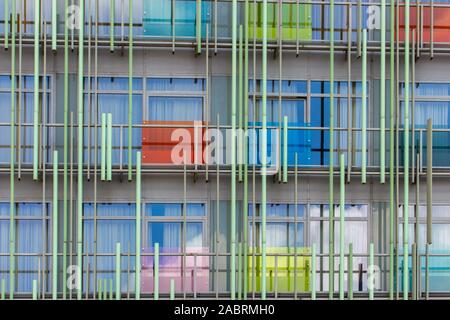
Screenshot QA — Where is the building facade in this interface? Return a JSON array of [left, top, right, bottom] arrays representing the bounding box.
[[0, 0, 450, 300]]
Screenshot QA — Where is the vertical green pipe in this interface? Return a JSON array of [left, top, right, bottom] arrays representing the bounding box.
[[348, 243, 353, 300], [52, 151, 58, 300], [1, 279, 5, 299], [154, 242, 159, 300], [32, 280, 38, 300], [109, 278, 113, 300], [311, 243, 316, 300], [33, 0, 41, 181], [101, 113, 106, 181], [77, 0, 85, 300], [369, 242, 374, 300], [412, 243, 417, 300], [231, 0, 237, 301], [380, 0, 386, 183], [4, 0, 8, 50], [127, 0, 133, 182], [238, 25, 243, 182], [426, 119, 432, 245], [403, 0, 411, 301], [8, 0, 16, 300], [237, 242, 242, 299], [115, 242, 121, 300], [389, 0, 395, 301], [170, 279, 175, 300], [107, 113, 112, 181], [362, 29, 367, 184], [196, 0, 201, 54], [243, 0, 249, 300], [52, 0, 57, 51], [110, 0, 114, 52], [103, 279, 107, 300], [135, 151, 141, 299], [98, 279, 102, 300], [329, 0, 335, 300], [339, 153, 345, 300], [261, 0, 268, 301], [283, 116, 288, 183]]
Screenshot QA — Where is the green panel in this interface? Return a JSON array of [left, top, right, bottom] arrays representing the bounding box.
[[248, 3, 312, 41]]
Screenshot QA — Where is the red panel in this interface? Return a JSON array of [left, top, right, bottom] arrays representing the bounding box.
[[142, 121, 205, 165], [398, 7, 450, 43]]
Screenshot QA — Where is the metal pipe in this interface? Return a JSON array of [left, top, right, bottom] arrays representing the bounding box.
[[52, 0, 57, 51], [430, 0, 434, 59], [362, 29, 367, 184], [243, 0, 249, 300], [33, 0, 40, 181], [107, 113, 113, 181], [239, 24, 243, 182], [412, 29, 416, 184], [403, 0, 411, 301], [380, 0, 386, 183], [196, 0, 201, 54], [115, 242, 121, 300], [109, 278, 113, 300], [231, 0, 237, 301], [369, 242, 374, 300], [98, 279, 102, 300], [101, 113, 106, 181], [339, 153, 345, 300], [348, 243, 353, 300], [261, 0, 268, 300], [412, 243, 417, 300], [389, 0, 395, 301], [135, 151, 141, 299], [357, 0, 361, 57], [32, 280, 38, 300], [52, 151, 58, 299], [154, 242, 159, 300], [110, 0, 115, 52], [427, 118, 432, 244], [170, 279, 175, 300], [311, 243, 316, 300], [238, 242, 242, 299], [127, 0, 133, 181], [283, 116, 288, 183], [328, 0, 335, 300]]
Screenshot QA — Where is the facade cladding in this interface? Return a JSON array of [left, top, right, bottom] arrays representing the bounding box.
[[1, 0, 450, 301]]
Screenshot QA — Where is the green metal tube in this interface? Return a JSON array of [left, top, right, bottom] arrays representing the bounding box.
[[283, 116, 288, 183], [8, 0, 16, 300], [412, 243, 417, 300], [311, 243, 316, 300], [380, 0, 386, 183], [170, 279, 175, 300], [238, 24, 243, 182], [243, 0, 249, 300], [107, 113, 113, 181], [98, 279, 102, 300], [1, 279, 5, 299], [403, 0, 411, 301], [127, 1, 133, 181], [32, 280, 38, 300], [33, 0, 41, 181], [369, 242, 374, 300], [237, 242, 242, 300], [348, 243, 353, 300], [328, 0, 335, 300], [261, 0, 268, 300], [109, 278, 113, 300], [426, 118, 432, 245], [154, 242, 159, 300], [52, 151, 58, 300], [52, 0, 57, 51], [103, 279, 107, 300], [135, 151, 141, 299], [4, 0, 8, 49], [339, 153, 345, 300], [196, 0, 201, 54], [362, 29, 367, 184], [231, 0, 237, 301], [389, 0, 395, 301], [110, 0, 115, 52], [101, 113, 106, 181], [115, 242, 121, 300], [76, 0, 85, 300]]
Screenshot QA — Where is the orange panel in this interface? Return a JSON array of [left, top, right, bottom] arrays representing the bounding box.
[[142, 121, 205, 165], [398, 7, 450, 43]]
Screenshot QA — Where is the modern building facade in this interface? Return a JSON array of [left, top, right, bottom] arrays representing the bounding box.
[[0, 0, 450, 300]]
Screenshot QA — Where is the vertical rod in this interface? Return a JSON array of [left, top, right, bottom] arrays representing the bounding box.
[[237, 242, 242, 299], [135, 151, 141, 299], [412, 243, 417, 300], [369, 243, 374, 300], [361, 29, 367, 184], [107, 113, 113, 181], [380, 0, 386, 183], [115, 242, 121, 300], [127, 0, 133, 181], [196, 0, 202, 54], [348, 243, 353, 300], [430, 0, 434, 59], [328, 0, 335, 300], [110, 0, 114, 52], [170, 279, 175, 300], [243, 0, 249, 300], [32, 280, 38, 300], [425, 243, 430, 300], [356, 0, 361, 57], [261, 0, 268, 301], [311, 243, 316, 300], [109, 278, 113, 300], [389, 0, 395, 301], [154, 242, 159, 300], [411, 29, 416, 184], [52, 151, 59, 299], [101, 113, 106, 181], [346, 3, 352, 183], [8, 0, 16, 301], [238, 24, 243, 182], [33, 0, 41, 181], [103, 279, 107, 300], [231, 0, 237, 301], [283, 116, 288, 183], [52, 0, 57, 51], [403, 0, 411, 301], [339, 153, 345, 300], [4, 0, 8, 49], [426, 118, 432, 245]]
